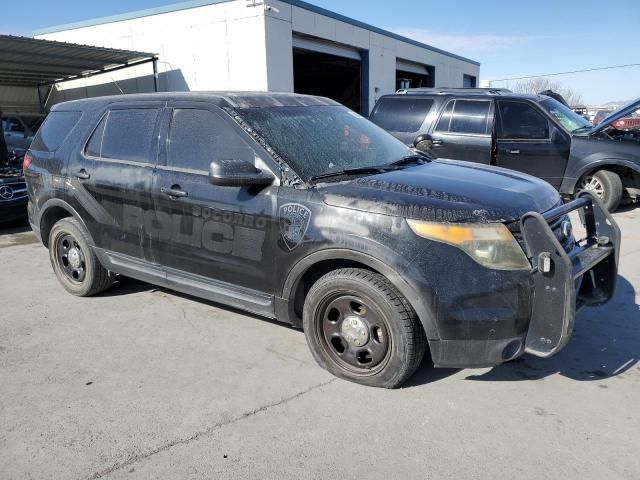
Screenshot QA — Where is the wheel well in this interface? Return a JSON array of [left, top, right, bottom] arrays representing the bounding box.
[[40, 206, 73, 247], [290, 259, 378, 322], [577, 165, 640, 192]]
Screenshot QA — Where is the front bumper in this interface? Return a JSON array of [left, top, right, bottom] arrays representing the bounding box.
[[0, 197, 28, 223], [520, 193, 620, 358], [427, 193, 619, 368]]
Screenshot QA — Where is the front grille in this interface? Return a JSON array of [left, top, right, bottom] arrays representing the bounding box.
[[548, 215, 576, 253], [509, 214, 575, 255], [0, 181, 28, 201]]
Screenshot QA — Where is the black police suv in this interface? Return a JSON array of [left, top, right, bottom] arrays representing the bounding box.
[[370, 88, 640, 212], [25, 93, 620, 388]]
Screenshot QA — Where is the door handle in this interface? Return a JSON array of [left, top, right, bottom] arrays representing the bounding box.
[[432, 139, 443, 147], [75, 169, 90, 180], [507, 149, 520, 155], [161, 186, 188, 198]]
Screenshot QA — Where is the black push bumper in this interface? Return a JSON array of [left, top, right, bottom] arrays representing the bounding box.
[[520, 193, 620, 358]]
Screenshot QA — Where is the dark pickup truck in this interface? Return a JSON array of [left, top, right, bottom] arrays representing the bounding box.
[[25, 92, 620, 388], [370, 89, 640, 211]]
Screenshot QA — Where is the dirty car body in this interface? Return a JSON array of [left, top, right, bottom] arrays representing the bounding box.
[[25, 92, 620, 387]]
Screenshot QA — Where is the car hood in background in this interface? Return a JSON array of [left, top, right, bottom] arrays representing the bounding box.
[[590, 97, 640, 135], [318, 159, 560, 224]]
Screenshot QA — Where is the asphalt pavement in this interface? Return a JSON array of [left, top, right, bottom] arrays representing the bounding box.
[[1, 209, 638, 480]]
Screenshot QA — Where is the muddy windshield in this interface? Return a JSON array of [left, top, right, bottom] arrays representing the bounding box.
[[236, 105, 413, 182], [540, 98, 592, 133]]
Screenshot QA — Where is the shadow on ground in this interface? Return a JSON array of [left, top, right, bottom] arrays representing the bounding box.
[[466, 275, 638, 383], [95, 272, 640, 387]]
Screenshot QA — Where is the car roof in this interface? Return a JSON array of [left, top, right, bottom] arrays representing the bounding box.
[[51, 92, 341, 112], [380, 89, 550, 103]]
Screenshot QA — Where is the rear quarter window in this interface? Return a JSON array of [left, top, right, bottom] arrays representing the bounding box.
[[370, 97, 434, 133], [30, 111, 82, 152]]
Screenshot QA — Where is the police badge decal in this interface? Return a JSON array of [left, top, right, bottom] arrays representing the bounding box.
[[279, 203, 312, 251]]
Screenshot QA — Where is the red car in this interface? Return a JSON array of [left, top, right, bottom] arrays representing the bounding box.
[[612, 112, 640, 130]]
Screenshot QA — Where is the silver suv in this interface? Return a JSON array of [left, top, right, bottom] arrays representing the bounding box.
[[2, 113, 45, 154]]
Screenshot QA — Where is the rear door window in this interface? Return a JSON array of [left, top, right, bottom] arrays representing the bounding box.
[[86, 109, 160, 163], [30, 111, 82, 152], [436, 100, 491, 135], [370, 97, 434, 133], [497, 101, 550, 140], [165, 108, 253, 171]]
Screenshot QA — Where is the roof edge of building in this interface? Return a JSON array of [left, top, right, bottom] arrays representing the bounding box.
[[33, 0, 480, 67], [32, 0, 233, 36]]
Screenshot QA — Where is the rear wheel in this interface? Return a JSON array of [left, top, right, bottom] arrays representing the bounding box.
[[49, 218, 114, 296], [577, 170, 623, 212], [303, 268, 426, 388]]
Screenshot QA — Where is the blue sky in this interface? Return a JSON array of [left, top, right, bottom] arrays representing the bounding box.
[[2, 0, 639, 104]]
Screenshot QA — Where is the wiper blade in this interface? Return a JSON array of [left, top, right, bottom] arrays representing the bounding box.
[[309, 166, 390, 183]]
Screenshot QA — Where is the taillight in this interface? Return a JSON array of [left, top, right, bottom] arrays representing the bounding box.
[[23, 153, 32, 173]]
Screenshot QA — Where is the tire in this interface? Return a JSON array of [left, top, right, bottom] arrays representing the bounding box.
[[48, 217, 114, 296], [303, 268, 426, 389], [577, 170, 623, 212]]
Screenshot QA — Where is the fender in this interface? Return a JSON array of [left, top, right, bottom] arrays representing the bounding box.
[[37, 198, 97, 248], [278, 248, 440, 340], [561, 155, 640, 194]]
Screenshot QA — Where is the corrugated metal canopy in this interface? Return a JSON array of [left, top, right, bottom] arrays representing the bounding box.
[[0, 34, 156, 87]]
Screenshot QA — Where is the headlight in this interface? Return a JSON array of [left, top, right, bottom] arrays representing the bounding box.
[[407, 220, 530, 271]]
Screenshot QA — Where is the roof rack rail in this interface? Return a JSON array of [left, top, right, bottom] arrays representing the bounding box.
[[396, 87, 512, 95]]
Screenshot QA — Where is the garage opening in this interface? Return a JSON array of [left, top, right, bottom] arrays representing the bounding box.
[[292, 36, 364, 114], [396, 59, 434, 90], [463, 74, 477, 88]]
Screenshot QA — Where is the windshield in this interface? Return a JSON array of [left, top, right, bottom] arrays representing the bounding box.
[[540, 98, 593, 133], [236, 105, 413, 182]]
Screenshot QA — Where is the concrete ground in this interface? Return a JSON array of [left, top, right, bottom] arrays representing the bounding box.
[[0, 210, 638, 480]]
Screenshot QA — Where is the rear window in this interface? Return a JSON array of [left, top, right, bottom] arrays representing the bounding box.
[[370, 97, 434, 133], [86, 109, 159, 163], [30, 111, 81, 152]]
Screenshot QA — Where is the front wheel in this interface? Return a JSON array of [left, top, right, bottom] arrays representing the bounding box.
[[577, 170, 623, 212], [303, 268, 426, 388]]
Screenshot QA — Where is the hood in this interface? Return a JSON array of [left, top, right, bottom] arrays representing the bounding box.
[[318, 159, 560, 223], [0, 164, 23, 181], [591, 97, 640, 135]]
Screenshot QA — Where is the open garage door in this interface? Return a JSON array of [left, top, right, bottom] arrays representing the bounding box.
[[396, 59, 434, 91], [292, 36, 365, 114]]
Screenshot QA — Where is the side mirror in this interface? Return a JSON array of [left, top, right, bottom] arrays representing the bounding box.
[[209, 159, 274, 187], [413, 134, 434, 152]]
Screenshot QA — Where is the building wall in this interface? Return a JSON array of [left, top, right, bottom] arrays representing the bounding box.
[[36, 1, 271, 103], [0, 86, 40, 113], [35, 0, 479, 112], [264, 0, 480, 112]]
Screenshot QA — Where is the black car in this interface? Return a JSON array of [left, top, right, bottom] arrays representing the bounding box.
[[370, 88, 640, 211], [0, 162, 28, 223], [25, 92, 620, 388]]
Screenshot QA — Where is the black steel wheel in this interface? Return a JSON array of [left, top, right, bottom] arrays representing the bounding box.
[[48, 217, 114, 296], [304, 268, 426, 388], [54, 233, 87, 284], [317, 293, 392, 375]]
